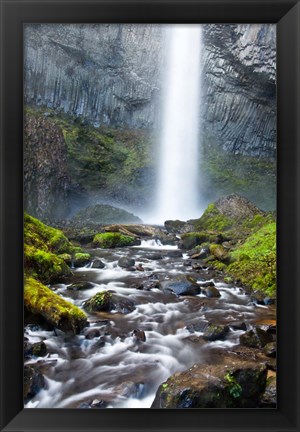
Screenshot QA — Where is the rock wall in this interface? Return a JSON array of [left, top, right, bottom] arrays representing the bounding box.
[[202, 24, 276, 158], [24, 23, 276, 158], [24, 24, 163, 129]]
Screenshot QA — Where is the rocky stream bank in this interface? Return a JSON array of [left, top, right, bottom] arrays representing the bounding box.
[[24, 194, 276, 408]]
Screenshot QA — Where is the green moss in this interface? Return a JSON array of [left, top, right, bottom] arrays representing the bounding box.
[[24, 213, 74, 283], [192, 204, 234, 232], [179, 232, 210, 249], [224, 372, 242, 399], [93, 232, 136, 248], [227, 222, 276, 296], [24, 277, 87, 334], [84, 291, 113, 312]]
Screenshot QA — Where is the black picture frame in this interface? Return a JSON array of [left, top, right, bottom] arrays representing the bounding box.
[[0, 0, 299, 431]]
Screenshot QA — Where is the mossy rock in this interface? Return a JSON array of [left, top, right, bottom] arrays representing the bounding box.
[[227, 222, 276, 296], [24, 213, 78, 283], [178, 232, 210, 250], [93, 232, 140, 248], [83, 291, 113, 313], [73, 253, 91, 268], [24, 277, 88, 334]]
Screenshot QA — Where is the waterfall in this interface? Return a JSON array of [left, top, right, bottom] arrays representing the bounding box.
[[154, 24, 203, 223]]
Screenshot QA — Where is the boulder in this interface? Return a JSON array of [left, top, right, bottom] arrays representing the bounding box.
[[71, 204, 142, 225], [203, 324, 229, 341], [84, 291, 135, 314], [24, 340, 48, 358], [178, 232, 209, 250], [166, 250, 183, 258], [260, 376, 276, 407], [67, 281, 94, 291], [159, 275, 200, 296], [118, 257, 135, 268], [151, 358, 267, 408], [93, 232, 140, 248], [203, 286, 221, 298], [262, 342, 276, 358], [73, 253, 91, 268], [92, 259, 105, 269], [240, 328, 273, 349], [24, 365, 46, 402], [164, 219, 189, 234], [133, 329, 146, 342]]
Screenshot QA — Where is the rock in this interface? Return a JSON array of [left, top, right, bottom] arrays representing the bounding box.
[[198, 280, 215, 288], [118, 257, 135, 268], [139, 280, 160, 291], [93, 232, 140, 248], [67, 281, 94, 291], [191, 247, 210, 260], [178, 232, 209, 250], [164, 220, 188, 234], [260, 376, 276, 407], [203, 286, 221, 298], [92, 259, 105, 269], [186, 321, 208, 333], [240, 328, 273, 349], [135, 264, 145, 271], [203, 324, 229, 341], [84, 291, 114, 313], [84, 328, 102, 339], [133, 329, 146, 342], [151, 358, 268, 408], [229, 321, 247, 331], [24, 340, 48, 358], [159, 275, 200, 296], [144, 252, 164, 260], [91, 399, 108, 409], [209, 244, 229, 262], [24, 277, 88, 334], [262, 342, 276, 358], [72, 204, 142, 225], [73, 253, 91, 268], [24, 365, 46, 402], [166, 250, 183, 258]]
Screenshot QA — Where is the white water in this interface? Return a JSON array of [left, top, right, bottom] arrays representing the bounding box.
[[153, 25, 203, 223]]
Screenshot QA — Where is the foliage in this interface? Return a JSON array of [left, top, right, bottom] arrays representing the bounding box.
[[93, 232, 136, 248], [83, 291, 113, 312], [227, 222, 276, 296], [224, 372, 242, 399], [192, 204, 234, 232]]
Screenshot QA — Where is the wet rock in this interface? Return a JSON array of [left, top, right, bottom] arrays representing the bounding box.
[[139, 280, 160, 291], [144, 252, 164, 260], [73, 253, 91, 268], [183, 260, 192, 266], [118, 257, 135, 268], [186, 320, 208, 333], [24, 365, 46, 402], [203, 286, 221, 298], [24, 340, 48, 358], [260, 376, 276, 407], [135, 263, 145, 271], [199, 280, 215, 288], [191, 247, 210, 260], [166, 250, 183, 258], [151, 358, 268, 408], [254, 319, 276, 335], [263, 297, 276, 305], [84, 328, 102, 339], [203, 324, 229, 341], [191, 262, 204, 270], [229, 321, 247, 331], [67, 281, 94, 291], [164, 219, 188, 234], [263, 342, 276, 358], [114, 381, 141, 399], [159, 275, 200, 296], [112, 295, 135, 314], [178, 233, 209, 250], [91, 399, 108, 409], [84, 291, 114, 313], [240, 327, 273, 349], [133, 329, 146, 342], [92, 259, 105, 269]]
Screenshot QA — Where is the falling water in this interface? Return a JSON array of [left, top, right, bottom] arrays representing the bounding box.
[[155, 24, 202, 223]]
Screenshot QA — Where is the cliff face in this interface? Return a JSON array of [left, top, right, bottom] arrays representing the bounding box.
[[202, 24, 276, 158], [24, 24, 163, 129], [25, 23, 276, 158]]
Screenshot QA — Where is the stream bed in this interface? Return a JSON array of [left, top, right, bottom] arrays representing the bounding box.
[[24, 240, 275, 409]]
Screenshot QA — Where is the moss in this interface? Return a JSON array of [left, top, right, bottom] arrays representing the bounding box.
[[84, 291, 113, 313], [227, 222, 276, 296], [73, 252, 91, 267], [192, 204, 234, 232], [24, 277, 87, 334], [179, 232, 210, 250], [93, 232, 136, 248], [24, 213, 74, 283], [210, 244, 228, 261]]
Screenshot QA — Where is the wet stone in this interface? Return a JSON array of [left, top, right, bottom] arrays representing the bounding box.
[[203, 324, 229, 341]]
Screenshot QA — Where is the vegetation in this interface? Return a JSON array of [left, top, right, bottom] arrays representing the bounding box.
[[83, 291, 113, 313], [93, 232, 137, 248], [224, 372, 242, 399], [24, 277, 87, 334]]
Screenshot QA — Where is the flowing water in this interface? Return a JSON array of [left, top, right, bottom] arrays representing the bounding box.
[[153, 24, 203, 223], [25, 240, 275, 409]]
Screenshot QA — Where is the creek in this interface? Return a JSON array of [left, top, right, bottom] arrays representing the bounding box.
[[25, 239, 275, 409]]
